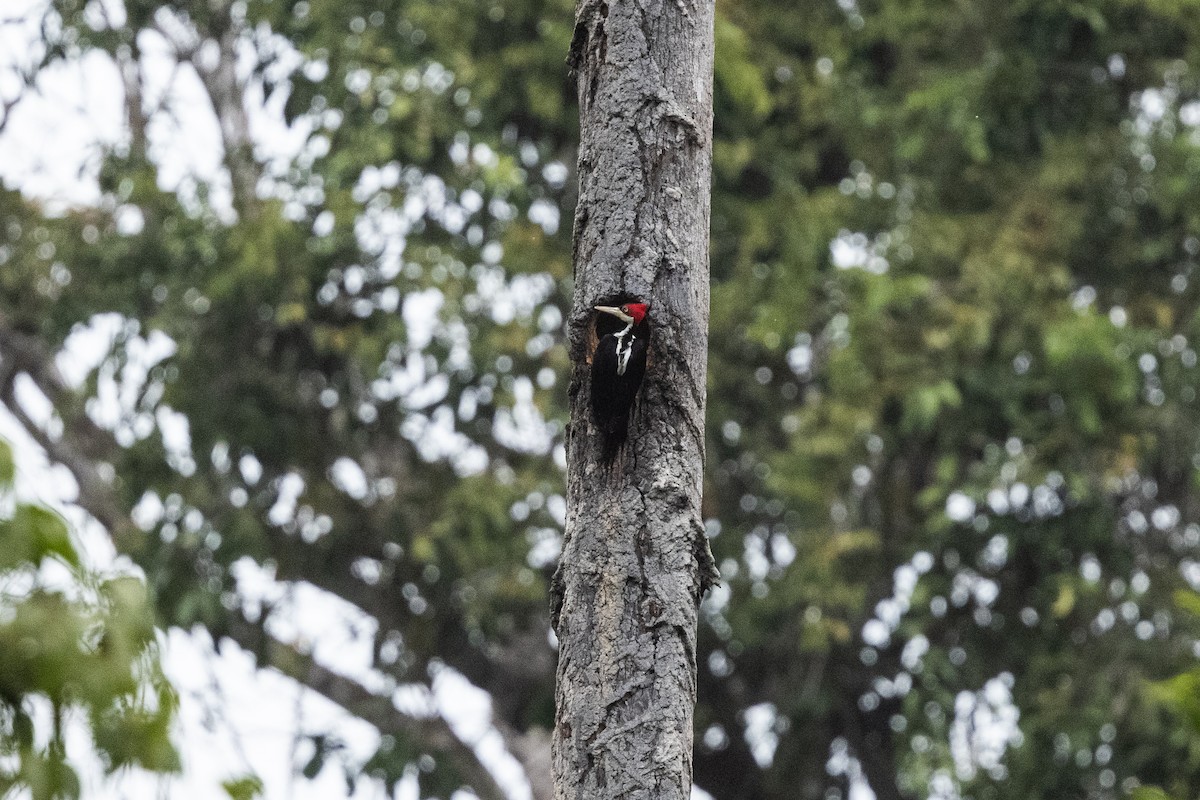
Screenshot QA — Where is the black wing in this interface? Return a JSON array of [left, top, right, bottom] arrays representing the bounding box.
[[590, 331, 648, 458], [591, 334, 624, 436]]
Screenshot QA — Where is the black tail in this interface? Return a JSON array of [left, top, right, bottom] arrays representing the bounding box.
[[599, 416, 628, 462]]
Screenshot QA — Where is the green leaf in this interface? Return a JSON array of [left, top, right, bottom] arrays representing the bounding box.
[[1131, 788, 1176, 800], [222, 774, 265, 800], [6, 504, 79, 569], [0, 440, 14, 487], [1173, 589, 1200, 619], [1149, 668, 1200, 733]]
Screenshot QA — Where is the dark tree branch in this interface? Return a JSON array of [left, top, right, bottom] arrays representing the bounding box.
[[223, 611, 509, 800], [496, 722, 553, 800], [191, 1, 260, 218], [0, 316, 137, 550]]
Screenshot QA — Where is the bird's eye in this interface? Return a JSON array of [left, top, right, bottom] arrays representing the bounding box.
[[620, 305, 628, 312]]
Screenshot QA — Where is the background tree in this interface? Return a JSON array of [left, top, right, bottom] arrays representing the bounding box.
[[5, 0, 1200, 799]]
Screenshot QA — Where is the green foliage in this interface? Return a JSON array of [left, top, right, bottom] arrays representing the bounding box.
[[9, 0, 1200, 797], [1131, 788, 1176, 800], [0, 441, 179, 798], [222, 774, 265, 800]]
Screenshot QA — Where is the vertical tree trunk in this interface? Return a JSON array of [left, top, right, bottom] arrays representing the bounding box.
[[551, 0, 718, 798]]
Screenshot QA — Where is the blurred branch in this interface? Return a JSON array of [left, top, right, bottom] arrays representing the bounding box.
[[0, 313, 137, 549], [224, 610, 509, 800], [0, 312, 510, 800], [496, 722, 552, 800], [191, 0, 260, 218], [151, 14, 203, 62], [117, 43, 148, 162], [0, 59, 37, 137], [0, 90, 23, 136]]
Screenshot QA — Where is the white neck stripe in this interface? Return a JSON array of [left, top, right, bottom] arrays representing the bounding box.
[[615, 323, 634, 376]]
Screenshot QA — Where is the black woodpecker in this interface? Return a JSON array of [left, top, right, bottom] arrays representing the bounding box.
[[590, 302, 649, 460]]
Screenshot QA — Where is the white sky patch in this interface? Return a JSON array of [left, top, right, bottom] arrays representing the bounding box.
[[771, 533, 796, 567], [153, 627, 386, 800], [137, 26, 227, 202], [862, 618, 890, 648], [901, 634, 930, 671], [0, 47, 124, 208], [861, 554, 930, 650], [945, 492, 975, 523], [152, 407, 187, 452], [264, 584, 380, 689], [741, 534, 771, 582], [268, 472, 306, 526], [401, 406, 490, 475], [330, 457, 370, 501], [787, 334, 813, 376], [402, 289, 445, 351], [827, 737, 880, 800], [830, 230, 889, 274], [12, 373, 55, 428], [493, 377, 554, 455], [950, 569, 1000, 610], [950, 674, 1022, 782], [528, 197, 559, 235], [1181, 100, 1200, 127], [742, 702, 779, 768], [131, 490, 165, 532], [702, 582, 732, 615], [980, 534, 1009, 571], [239, 453, 263, 485], [929, 770, 961, 800], [404, 372, 450, 410], [526, 527, 562, 568], [432, 668, 533, 800], [57, 314, 124, 386], [354, 198, 411, 277], [1139, 88, 1167, 124]]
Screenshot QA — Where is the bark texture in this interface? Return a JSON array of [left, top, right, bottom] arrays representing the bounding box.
[[551, 0, 718, 797]]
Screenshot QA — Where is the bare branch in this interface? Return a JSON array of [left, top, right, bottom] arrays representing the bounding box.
[[496, 722, 552, 800], [190, 2, 260, 218], [0, 318, 137, 550], [0, 90, 24, 136], [151, 13, 203, 62], [116, 45, 148, 162], [224, 610, 510, 800], [0, 59, 39, 137]]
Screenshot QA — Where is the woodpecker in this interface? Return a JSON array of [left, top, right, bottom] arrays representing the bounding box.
[[591, 302, 650, 459]]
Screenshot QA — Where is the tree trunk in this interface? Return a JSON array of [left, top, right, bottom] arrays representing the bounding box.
[[550, 0, 718, 798]]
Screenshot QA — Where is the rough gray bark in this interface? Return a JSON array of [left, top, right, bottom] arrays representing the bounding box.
[[550, 0, 719, 797]]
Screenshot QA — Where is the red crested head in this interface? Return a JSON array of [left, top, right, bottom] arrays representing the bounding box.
[[594, 302, 650, 326], [623, 303, 649, 324]]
